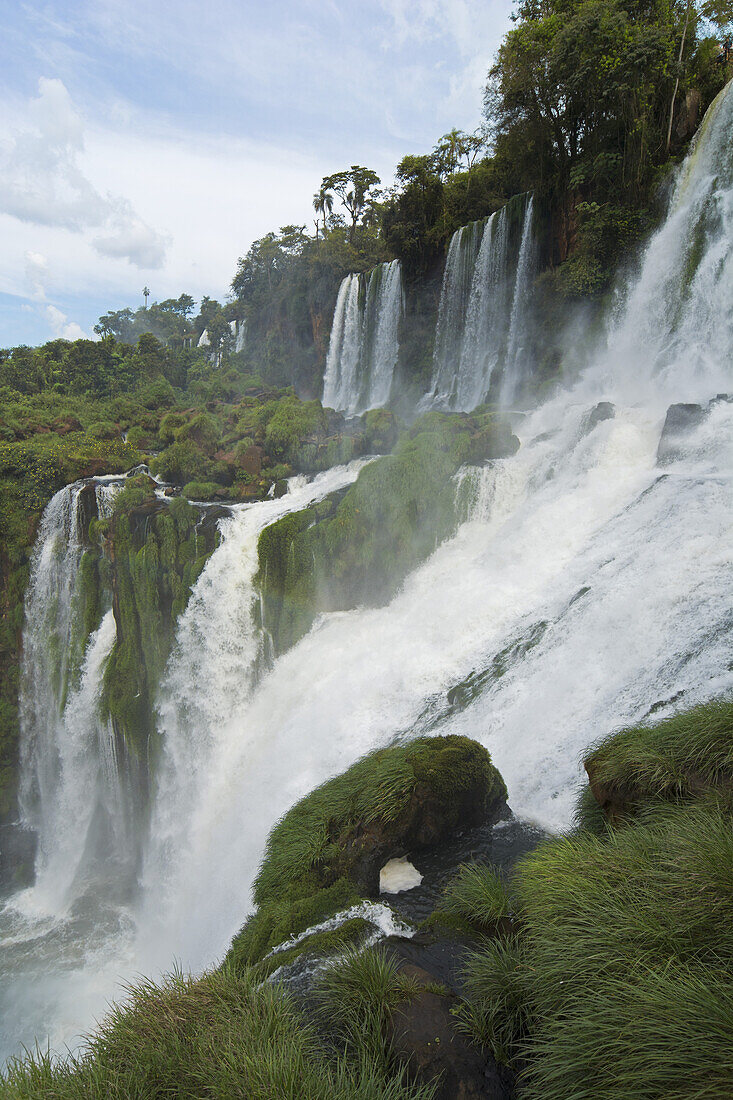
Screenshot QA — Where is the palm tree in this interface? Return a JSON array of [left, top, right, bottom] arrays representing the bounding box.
[[313, 188, 333, 237]]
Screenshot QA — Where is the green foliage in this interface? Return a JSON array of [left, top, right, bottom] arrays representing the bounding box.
[[1, 966, 432, 1099], [456, 700, 733, 1096], [583, 698, 733, 812], [571, 782, 610, 835], [428, 862, 510, 937], [316, 948, 420, 1070], [453, 934, 531, 1066], [182, 480, 222, 501], [254, 735, 501, 907], [264, 395, 328, 462], [228, 736, 502, 971]]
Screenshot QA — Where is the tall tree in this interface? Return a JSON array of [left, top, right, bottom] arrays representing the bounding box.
[[321, 166, 381, 240]]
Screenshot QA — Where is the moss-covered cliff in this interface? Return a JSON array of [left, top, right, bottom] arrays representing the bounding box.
[[257, 408, 519, 654]]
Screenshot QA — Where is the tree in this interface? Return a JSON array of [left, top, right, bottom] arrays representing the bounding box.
[[313, 188, 333, 237], [320, 167, 381, 241], [667, 0, 733, 149], [94, 308, 136, 342]]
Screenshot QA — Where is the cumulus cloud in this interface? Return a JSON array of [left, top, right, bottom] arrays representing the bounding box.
[[0, 78, 168, 268], [46, 303, 88, 340]]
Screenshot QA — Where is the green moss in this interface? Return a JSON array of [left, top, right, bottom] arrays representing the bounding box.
[[250, 916, 373, 979], [100, 495, 221, 773], [226, 877, 364, 970], [255, 735, 502, 907]]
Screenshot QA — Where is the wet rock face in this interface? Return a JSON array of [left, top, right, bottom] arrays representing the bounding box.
[[657, 403, 706, 465], [387, 963, 514, 1100], [582, 401, 615, 437]]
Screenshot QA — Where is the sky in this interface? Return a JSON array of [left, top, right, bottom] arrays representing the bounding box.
[[0, 0, 513, 347]]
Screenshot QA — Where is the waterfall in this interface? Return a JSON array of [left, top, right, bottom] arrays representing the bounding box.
[[16, 479, 129, 916], [322, 261, 403, 414], [2, 83, 732, 1064], [501, 194, 537, 406], [429, 193, 538, 411], [138, 460, 373, 954], [431, 219, 485, 405]]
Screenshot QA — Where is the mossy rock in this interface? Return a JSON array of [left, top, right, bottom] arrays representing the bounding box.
[[257, 409, 520, 655], [583, 699, 733, 827], [226, 736, 506, 971], [256, 735, 506, 909]]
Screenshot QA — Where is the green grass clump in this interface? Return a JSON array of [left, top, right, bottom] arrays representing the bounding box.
[[428, 862, 510, 937], [316, 948, 421, 1072], [584, 699, 733, 819], [459, 795, 733, 1096], [451, 701, 733, 1095], [453, 934, 530, 1066], [571, 782, 610, 836], [1, 966, 433, 1099]]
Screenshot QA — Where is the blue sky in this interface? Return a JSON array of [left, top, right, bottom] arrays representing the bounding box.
[[0, 0, 513, 346]]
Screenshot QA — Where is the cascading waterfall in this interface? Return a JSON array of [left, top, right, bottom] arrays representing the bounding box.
[[501, 194, 537, 406], [2, 82, 732, 1067], [17, 478, 129, 916], [429, 192, 537, 410], [431, 219, 485, 405], [322, 260, 403, 414]]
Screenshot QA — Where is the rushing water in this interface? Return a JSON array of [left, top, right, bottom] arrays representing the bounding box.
[[2, 83, 733, 1065], [429, 192, 537, 410], [322, 260, 403, 414]]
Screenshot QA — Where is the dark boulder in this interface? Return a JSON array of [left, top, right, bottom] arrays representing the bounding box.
[[581, 401, 615, 436], [657, 403, 706, 465], [387, 963, 514, 1100]]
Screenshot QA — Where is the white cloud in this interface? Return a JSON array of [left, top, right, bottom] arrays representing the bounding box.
[[45, 304, 88, 340], [94, 201, 169, 269], [25, 250, 49, 300], [0, 78, 168, 268]]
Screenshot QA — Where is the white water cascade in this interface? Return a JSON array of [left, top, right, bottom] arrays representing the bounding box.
[[429, 192, 537, 410], [1, 82, 732, 1067], [17, 478, 132, 918], [322, 260, 403, 414]]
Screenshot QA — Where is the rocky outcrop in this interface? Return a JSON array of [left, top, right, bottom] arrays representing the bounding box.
[[657, 402, 706, 464], [387, 962, 513, 1100]]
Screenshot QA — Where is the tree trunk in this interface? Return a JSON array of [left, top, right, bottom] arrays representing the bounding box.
[[667, 0, 693, 152]]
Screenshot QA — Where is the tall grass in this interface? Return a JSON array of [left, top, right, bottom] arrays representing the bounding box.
[[585, 698, 733, 807], [316, 948, 422, 1073], [457, 794, 733, 1098], [428, 861, 510, 936], [1, 965, 433, 1100], [453, 934, 530, 1066]]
